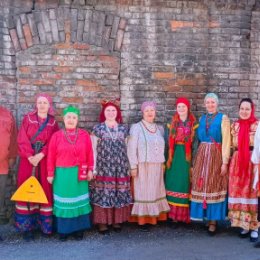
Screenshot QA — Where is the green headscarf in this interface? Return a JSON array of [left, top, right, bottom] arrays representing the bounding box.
[[63, 105, 80, 117]]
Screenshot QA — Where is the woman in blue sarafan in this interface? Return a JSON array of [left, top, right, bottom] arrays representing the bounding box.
[[190, 93, 231, 235]]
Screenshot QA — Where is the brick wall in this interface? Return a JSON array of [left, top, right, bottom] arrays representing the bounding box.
[[0, 0, 260, 219]]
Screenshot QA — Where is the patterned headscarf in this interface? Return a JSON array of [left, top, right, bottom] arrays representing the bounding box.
[[141, 101, 157, 112], [237, 98, 257, 178], [166, 97, 197, 169], [35, 93, 55, 116]]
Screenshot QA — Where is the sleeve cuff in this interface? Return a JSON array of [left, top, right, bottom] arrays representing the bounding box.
[[48, 171, 54, 177]]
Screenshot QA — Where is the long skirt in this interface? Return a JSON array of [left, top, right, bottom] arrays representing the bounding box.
[[165, 144, 190, 223], [129, 162, 170, 225], [53, 166, 92, 234], [190, 143, 228, 221], [15, 157, 53, 234], [92, 205, 132, 225], [228, 151, 258, 231]]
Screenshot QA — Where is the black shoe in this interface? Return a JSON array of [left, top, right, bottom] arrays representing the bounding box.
[[139, 224, 150, 232], [41, 233, 52, 238], [98, 229, 110, 235], [239, 230, 250, 239], [250, 231, 258, 242], [0, 235, 3, 241], [254, 241, 260, 248], [23, 232, 34, 242], [73, 231, 84, 241], [59, 234, 68, 242], [113, 224, 122, 233]]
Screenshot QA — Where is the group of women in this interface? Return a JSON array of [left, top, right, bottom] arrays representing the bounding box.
[[13, 92, 260, 248]]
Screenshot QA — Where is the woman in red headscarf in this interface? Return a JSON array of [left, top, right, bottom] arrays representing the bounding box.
[[15, 93, 59, 241], [91, 99, 131, 234], [165, 98, 198, 224], [228, 98, 259, 242]]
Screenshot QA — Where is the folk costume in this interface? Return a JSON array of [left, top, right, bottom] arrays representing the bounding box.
[[47, 106, 94, 237], [91, 100, 132, 227], [190, 93, 231, 221], [128, 101, 170, 225], [15, 94, 59, 235], [229, 99, 259, 239], [165, 98, 197, 223]]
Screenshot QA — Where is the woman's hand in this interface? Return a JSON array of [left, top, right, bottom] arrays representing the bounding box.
[[47, 176, 54, 184], [87, 170, 93, 181], [29, 153, 45, 167], [220, 164, 228, 176], [131, 169, 138, 177]]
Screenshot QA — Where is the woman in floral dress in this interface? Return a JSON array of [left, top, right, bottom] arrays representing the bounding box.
[[91, 99, 131, 234]]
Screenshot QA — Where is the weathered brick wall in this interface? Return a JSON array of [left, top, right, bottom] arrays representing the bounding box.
[[1, 0, 260, 220]]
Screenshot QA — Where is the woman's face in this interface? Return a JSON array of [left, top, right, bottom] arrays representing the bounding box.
[[205, 97, 218, 114], [104, 105, 117, 122], [63, 112, 78, 129], [177, 103, 188, 118], [143, 106, 156, 123], [36, 97, 50, 115], [239, 101, 252, 120]]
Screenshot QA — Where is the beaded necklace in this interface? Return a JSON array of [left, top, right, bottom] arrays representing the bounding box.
[[105, 123, 119, 142], [63, 128, 78, 145], [141, 120, 157, 134], [205, 112, 218, 135]]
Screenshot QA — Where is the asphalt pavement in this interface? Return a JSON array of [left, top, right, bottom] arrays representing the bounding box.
[[0, 221, 259, 260]]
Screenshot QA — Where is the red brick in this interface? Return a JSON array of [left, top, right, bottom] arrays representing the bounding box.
[[170, 21, 194, 31], [153, 72, 175, 79], [41, 73, 62, 79], [9, 29, 21, 51], [53, 66, 73, 73], [176, 79, 196, 86], [115, 29, 124, 51], [23, 24, 33, 48], [31, 79, 54, 85], [18, 78, 31, 85], [63, 97, 83, 103], [19, 66, 31, 74], [209, 21, 220, 28], [54, 42, 71, 49], [73, 43, 90, 50], [76, 79, 98, 87], [119, 18, 127, 30]]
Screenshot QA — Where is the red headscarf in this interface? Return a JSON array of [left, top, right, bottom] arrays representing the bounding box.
[[166, 97, 197, 169], [99, 99, 123, 124], [237, 99, 257, 177], [34, 93, 55, 116]]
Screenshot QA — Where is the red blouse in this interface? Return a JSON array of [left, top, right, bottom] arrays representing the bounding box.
[[18, 112, 59, 158], [47, 128, 94, 177]]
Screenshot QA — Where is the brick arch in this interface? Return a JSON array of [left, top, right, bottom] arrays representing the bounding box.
[[9, 8, 127, 53], [8, 7, 127, 128]]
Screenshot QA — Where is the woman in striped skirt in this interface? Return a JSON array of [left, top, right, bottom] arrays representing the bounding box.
[[190, 93, 231, 235]]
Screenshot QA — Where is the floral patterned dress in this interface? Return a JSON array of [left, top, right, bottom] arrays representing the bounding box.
[[91, 123, 132, 225]]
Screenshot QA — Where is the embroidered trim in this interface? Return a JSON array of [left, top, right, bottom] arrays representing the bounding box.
[[228, 197, 258, 205], [54, 193, 89, 203]]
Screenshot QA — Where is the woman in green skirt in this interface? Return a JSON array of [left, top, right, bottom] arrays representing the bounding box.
[[165, 98, 197, 224], [47, 106, 94, 241]]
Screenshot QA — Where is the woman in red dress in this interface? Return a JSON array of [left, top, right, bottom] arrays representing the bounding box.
[[228, 98, 259, 242], [15, 93, 59, 241]]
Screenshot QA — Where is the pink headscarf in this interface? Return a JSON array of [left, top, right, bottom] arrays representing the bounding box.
[[35, 93, 55, 116], [141, 101, 157, 112]]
